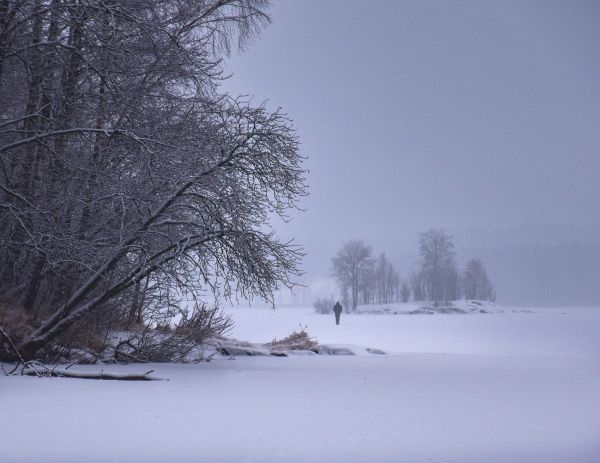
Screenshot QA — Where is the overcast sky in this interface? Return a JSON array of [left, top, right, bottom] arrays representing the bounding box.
[[222, 0, 600, 304]]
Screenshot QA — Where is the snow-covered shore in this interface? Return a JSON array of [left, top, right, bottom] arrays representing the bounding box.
[[2, 306, 599, 462], [224, 305, 600, 359]]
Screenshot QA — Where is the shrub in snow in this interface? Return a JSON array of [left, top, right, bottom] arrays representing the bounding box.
[[113, 304, 233, 363], [313, 297, 335, 314]]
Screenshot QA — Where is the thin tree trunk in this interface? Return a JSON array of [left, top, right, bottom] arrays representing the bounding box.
[[22, 256, 45, 314]]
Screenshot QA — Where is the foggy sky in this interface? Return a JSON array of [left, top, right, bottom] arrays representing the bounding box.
[[222, 0, 600, 305]]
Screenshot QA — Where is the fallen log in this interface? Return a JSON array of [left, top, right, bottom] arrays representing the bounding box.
[[22, 368, 162, 381]]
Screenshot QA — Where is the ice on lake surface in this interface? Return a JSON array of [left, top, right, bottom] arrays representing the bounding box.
[[2, 306, 599, 463]]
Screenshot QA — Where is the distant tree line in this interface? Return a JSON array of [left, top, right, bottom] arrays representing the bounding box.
[[330, 240, 400, 312], [330, 229, 495, 312]]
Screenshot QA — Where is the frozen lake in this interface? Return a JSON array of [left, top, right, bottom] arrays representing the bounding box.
[[1, 306, 599, 462]]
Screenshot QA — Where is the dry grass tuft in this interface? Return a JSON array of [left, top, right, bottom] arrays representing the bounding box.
[[269, 326, 318, 351]]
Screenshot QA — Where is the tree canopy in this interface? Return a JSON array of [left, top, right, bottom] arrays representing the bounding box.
[[0, 0, 306, 361]]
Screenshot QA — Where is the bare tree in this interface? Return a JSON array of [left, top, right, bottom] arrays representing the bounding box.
[[374, 253, 399, 304], [338, 283, 350, 312], [359, 268, 375, 305], [400, 280, 411, 303], [442, 259, 460, 303], [462, 258, 495, 301], [0, 1, 307, 361], [409, 270, 425, 301], [331, 240, 374, 312], [418, 229, 456, 306]]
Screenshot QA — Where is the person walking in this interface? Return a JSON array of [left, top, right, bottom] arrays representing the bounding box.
[[333, 301, 343, 325]]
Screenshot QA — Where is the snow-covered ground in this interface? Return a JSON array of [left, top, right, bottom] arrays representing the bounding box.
[[2, 306, 600, 462]]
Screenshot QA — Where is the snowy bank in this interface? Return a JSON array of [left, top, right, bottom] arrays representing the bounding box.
[[1, 306, 599, 463]]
